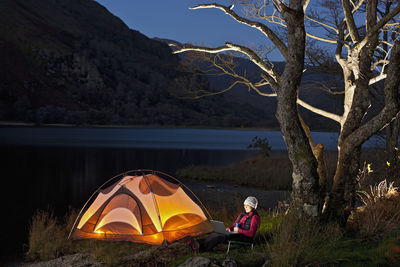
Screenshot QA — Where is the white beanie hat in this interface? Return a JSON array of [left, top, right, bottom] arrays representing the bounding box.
[[244, 196, 258, 209]]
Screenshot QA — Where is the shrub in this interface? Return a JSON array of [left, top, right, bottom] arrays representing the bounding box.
[[26, 209, 73, 261], [248, 136, 272, 158], [350, 180, 400, 239]]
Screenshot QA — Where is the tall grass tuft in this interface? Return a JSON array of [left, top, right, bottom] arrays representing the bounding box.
[[26, 208, 151, 264], [266, 212, 343, 266], [350, 180, 400, 239], [26, 209, 73, 261]]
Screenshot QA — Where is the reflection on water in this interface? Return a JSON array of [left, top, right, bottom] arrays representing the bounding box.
[[1, 145, 253, 256]]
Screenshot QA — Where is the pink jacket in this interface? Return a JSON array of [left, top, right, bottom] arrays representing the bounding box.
[[228, 210, 260, 237]]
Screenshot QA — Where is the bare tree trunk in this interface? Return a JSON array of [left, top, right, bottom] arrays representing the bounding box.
[[386, 117, 400, 159], [276, 0, 320, 217], [386, 116, 400, 179], [324, 40, 400, 223], [323, 146, 361, 223], [323, 58, 372, 223], [299, 115, 327, 206]]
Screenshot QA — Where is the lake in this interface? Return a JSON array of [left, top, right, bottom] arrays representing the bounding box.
[[0, 126, 385, 261], [0, 126, 386, 150]]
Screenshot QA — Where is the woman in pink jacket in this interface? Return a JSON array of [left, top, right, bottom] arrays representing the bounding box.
[[188, 196, 260, 252]]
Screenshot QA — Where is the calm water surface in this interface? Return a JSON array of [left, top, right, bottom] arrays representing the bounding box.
[[0, 126, 385, 150]]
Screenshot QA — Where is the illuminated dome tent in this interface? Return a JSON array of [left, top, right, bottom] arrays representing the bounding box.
[[69, 170, 213, 245]]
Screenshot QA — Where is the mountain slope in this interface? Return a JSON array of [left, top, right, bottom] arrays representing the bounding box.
[[0, 0, 268, 127]]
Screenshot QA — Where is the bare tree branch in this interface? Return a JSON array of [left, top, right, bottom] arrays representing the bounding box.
[[352, 0, 366, 14], [346, 40, 400, 149], [297, 98, 342, 123], [171, 42, 280, 88], [305, 15, 338, 33], [336, 22, 348, 69], [368, 73, 387, 85], [306, 32, 337, 44], [380, 40, 394, 47], [179, 80, 246, 99], [371, 59, 390, 71], [358, 3, 400, 50], [342, 0, 361, 42], [190, 3, 289, 60], [302, 81, 345, 95]]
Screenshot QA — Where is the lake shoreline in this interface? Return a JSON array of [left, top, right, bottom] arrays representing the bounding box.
[[0, 121, 280, 132]]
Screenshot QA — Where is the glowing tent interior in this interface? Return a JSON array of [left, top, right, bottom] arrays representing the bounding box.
[[69, 170, 213, 245]]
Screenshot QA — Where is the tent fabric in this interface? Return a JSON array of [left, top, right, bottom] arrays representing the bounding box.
[[70, 171, 213, 245]]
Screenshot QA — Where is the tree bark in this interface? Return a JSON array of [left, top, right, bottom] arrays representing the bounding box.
[[324, 40, 400, 223], [323, 145, 361, 223], [276, 0, 320, 217], [386, 115, 399, 159]]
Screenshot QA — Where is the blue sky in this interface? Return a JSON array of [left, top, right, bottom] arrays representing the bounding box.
[[95, 0, 284, 60]]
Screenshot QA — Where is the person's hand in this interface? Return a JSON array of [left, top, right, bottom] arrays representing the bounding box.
[[233, 226, 239, 233], [226, 227, 231, 232]]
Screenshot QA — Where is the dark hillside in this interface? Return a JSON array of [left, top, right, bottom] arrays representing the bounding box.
[[0, 0, 268, 127]]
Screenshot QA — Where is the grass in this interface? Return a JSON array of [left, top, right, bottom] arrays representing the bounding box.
[[177, 154, 293, 190], [265, 212, 400, 266], [26, 203, 400, 266], [26, 208, 152, 265], [176, 150, 342, 191]]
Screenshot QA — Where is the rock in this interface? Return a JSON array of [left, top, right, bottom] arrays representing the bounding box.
[[222, 257, 237, 267], [178, 256, 220, 267], [21, 253, 104, 267], [119, 242, 191, 266], [119, 246, 159, 263]]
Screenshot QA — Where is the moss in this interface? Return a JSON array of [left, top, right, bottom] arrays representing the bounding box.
[[303, 203, 318, 217]]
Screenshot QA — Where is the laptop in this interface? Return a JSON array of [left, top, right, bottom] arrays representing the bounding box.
[[210, 220, 232, 234]]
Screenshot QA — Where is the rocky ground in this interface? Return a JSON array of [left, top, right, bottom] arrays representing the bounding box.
[[21, 242, 267, 267]]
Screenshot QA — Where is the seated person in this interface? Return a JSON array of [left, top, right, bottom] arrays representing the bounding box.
[[188, 196, 260, 252]]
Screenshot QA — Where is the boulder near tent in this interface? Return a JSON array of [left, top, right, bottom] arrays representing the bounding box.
[[68, 170, 213, 245]]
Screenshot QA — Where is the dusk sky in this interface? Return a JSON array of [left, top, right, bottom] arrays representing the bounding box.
[[94, 0, 285, 61]]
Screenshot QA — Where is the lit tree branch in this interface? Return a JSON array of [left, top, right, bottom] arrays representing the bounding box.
[[352, 0, 366, 14], [371, 59, 390, 71], [189, 3, 289, 60], [171, 42, 280, 88], [248, 82, 277, 97], [265, 14, 286, 27], [305, 15, 338, 33], [335, 22, 348, 69], [384, 22, 400, 27], [342, 0, 361, 42], [207, 55, 277, 96], [380, 40, 394, 47], [180, 80, 245, 99], [306, 33, 337, 44], [175, 52, 277, 99], [346, 40, 400, 149], [368, 73, 387, 85], [262, 13, 337, 44], [302, 81, 345, 95], [297, 98, 343, 123], [358, 3, 400, 50]]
